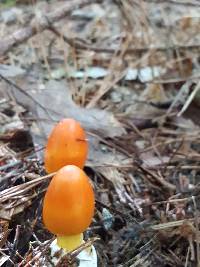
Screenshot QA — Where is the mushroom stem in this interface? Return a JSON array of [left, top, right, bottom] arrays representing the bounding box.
[[50, 239, 97, 267], [57, 233, 83, 251]]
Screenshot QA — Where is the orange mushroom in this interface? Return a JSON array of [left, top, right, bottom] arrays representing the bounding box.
[[42, 165, 95, 251], [44, 118, 88, 173]]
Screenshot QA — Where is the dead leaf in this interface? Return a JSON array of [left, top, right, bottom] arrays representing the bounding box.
[[96, 166, 127, 203], [12, 80, 125, 139], [11, 79, 126, 166], [0, 200, 32, 220]]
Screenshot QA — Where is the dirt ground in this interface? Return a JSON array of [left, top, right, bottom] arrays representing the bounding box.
[[1, 0, 200, 266]]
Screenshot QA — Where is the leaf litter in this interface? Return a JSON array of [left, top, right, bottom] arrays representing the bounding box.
[[1, 0, 200, 266]]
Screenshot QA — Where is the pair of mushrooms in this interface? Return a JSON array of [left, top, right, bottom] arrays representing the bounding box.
[[42, 118, 95, 251]]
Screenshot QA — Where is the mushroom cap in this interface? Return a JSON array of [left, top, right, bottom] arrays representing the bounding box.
[[42, 165, 95, 235], [44, 118, 88, 173]]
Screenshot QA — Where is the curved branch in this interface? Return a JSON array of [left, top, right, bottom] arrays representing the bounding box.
[[0, 0, 101, 57]]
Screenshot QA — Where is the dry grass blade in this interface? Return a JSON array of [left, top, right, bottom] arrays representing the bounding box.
[[178, 81, 200, 116], [0, 173, 54, 202], [86, 35, 131, 108], [150, 219, 195, 230], [137, 164, 176, 191]]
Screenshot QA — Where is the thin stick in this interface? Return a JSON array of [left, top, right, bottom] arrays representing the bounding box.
[[150, 218, 195, 230], [0, 0, 103, 57], [178, 81, 200, 116]]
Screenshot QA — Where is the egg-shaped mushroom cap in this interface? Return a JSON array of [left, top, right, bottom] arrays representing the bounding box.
[[42, 165, 95, 235], [44, 118, 88, 173]]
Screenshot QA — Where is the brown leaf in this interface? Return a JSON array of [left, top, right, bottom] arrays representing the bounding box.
[[12, 80, 125, 139]]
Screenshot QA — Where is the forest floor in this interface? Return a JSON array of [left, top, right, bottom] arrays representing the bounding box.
[[1, 0, 200, 266]]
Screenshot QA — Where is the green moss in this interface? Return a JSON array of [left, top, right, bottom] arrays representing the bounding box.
[[0, 0, 16, 9]]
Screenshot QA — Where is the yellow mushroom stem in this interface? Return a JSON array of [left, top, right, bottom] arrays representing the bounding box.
[[57, 233, 84, 251]]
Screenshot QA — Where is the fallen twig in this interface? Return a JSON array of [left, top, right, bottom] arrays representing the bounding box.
[[178, 81, 200, 116], [0, 0, 103, 57], [150, 219, 195, 230]]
